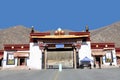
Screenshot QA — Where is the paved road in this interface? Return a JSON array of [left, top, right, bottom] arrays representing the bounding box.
[[0, 68, 120, 80]]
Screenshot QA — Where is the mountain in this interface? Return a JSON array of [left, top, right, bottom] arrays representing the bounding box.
[[90, 22, 120, 47], [0, 22, 120, 49], [0, 26, 31, 49]]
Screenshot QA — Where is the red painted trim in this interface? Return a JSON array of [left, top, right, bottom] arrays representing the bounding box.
[[4, 44, 29, 46], [4, 44, 29, 51], [116, 48, 120, 52], [91, 43, 115, 49], [69, 32, 90, 41], [0, 50, 4, 55], [116, 48, 120, 55], [54, 32, 65, 35], [69, 32, 90, 36], [30, 32, 50, 42], [30, 32, 50, 36]]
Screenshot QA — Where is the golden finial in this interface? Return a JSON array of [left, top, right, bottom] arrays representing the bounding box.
[[86, 25, 89, 32], [31, 26, 34, 33]]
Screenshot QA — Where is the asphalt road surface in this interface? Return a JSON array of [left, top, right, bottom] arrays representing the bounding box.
[[0, 68, 120, 80]]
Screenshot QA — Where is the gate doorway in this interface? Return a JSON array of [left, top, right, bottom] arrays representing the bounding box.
[[18, 58, 26, 66], [95, 56, 102, 68], [0, 58, 2, 67], [46, 48, 74, 69]]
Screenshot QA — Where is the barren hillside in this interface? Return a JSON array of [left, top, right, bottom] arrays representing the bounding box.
[[0, 26, 31, 49], [0, 22, 120, 50], [90, 22, 120, 47]]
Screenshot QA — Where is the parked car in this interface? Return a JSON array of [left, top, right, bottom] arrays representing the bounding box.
[[79, 61, 91, 69], [79, 57, 92, 69]]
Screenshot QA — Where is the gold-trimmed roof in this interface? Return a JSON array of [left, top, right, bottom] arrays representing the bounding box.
[[31, 35, 89, 39]]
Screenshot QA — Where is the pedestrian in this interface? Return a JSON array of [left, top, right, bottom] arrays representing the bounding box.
[[94, 63, 96, 68], [98, 61, 101, 69]]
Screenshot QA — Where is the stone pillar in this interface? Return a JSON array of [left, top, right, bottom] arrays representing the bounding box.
[[100, 56, 102, 68], [73, 48, 76, 69], [17, 58, 20, 66], [93, 57, 96, 68], [44, 49, 47, 69]]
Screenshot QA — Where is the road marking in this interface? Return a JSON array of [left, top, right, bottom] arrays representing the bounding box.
[[53, 71, 59, 80]]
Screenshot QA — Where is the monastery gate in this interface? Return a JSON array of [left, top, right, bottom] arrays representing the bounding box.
[[30, 28, 90, 69]]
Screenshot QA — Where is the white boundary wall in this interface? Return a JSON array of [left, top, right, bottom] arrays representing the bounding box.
[[78, 41, 93, 65], [28, 43, 42, 70]]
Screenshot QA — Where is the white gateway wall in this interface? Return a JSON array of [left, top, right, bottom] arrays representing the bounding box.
[[28, 43, 42, 70], [78, 42, 93, 65]]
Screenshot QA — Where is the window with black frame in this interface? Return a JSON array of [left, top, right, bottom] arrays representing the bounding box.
[[105, 50, 113, 63], [7, 53, 15, 65]]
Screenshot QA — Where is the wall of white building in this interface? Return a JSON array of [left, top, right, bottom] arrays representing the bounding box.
[[2, 50, 30, 68], [28, 43, 42, 70], [78, 41, 93, 65]]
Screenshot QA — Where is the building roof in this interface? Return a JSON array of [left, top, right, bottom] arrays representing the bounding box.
[[31, 35, 89, 39], [30, 28, 90, 39]]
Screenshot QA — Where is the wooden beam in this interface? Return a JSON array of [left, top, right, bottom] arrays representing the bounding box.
[[44, 49, 47, 69], [73, 48, 76, 69]]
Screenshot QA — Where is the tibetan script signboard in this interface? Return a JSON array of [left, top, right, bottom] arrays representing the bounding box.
[[56, 44, 64, 48]]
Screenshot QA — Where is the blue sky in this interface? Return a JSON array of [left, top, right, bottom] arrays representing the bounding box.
[[0, 0, 120, 31]]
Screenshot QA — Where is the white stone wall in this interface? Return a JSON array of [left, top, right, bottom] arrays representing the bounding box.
[[112, 50, 117, 65], [28, 43, 42, 70], [78, 41, 93, 65]]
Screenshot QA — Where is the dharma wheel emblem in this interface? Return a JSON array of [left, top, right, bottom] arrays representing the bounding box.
[[55, 28, 64, 35]]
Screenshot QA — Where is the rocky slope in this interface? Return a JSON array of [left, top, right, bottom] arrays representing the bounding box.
[[0, 26, 31, 49], [90, 22, 120, 47]]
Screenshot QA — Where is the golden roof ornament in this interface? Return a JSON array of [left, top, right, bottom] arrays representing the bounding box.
[[31, 26, 34, 33], [55, 27, 64, 35]]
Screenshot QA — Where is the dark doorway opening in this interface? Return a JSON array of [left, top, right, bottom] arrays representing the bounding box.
[[96, 57, 100, 62], [42, 52, 45, 69], [18, 58, 26, 66], [76, 52, 79, 68], [95, 56, 102, 68], [20, 58, 25, 65], [0, 58, 2, 67]]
